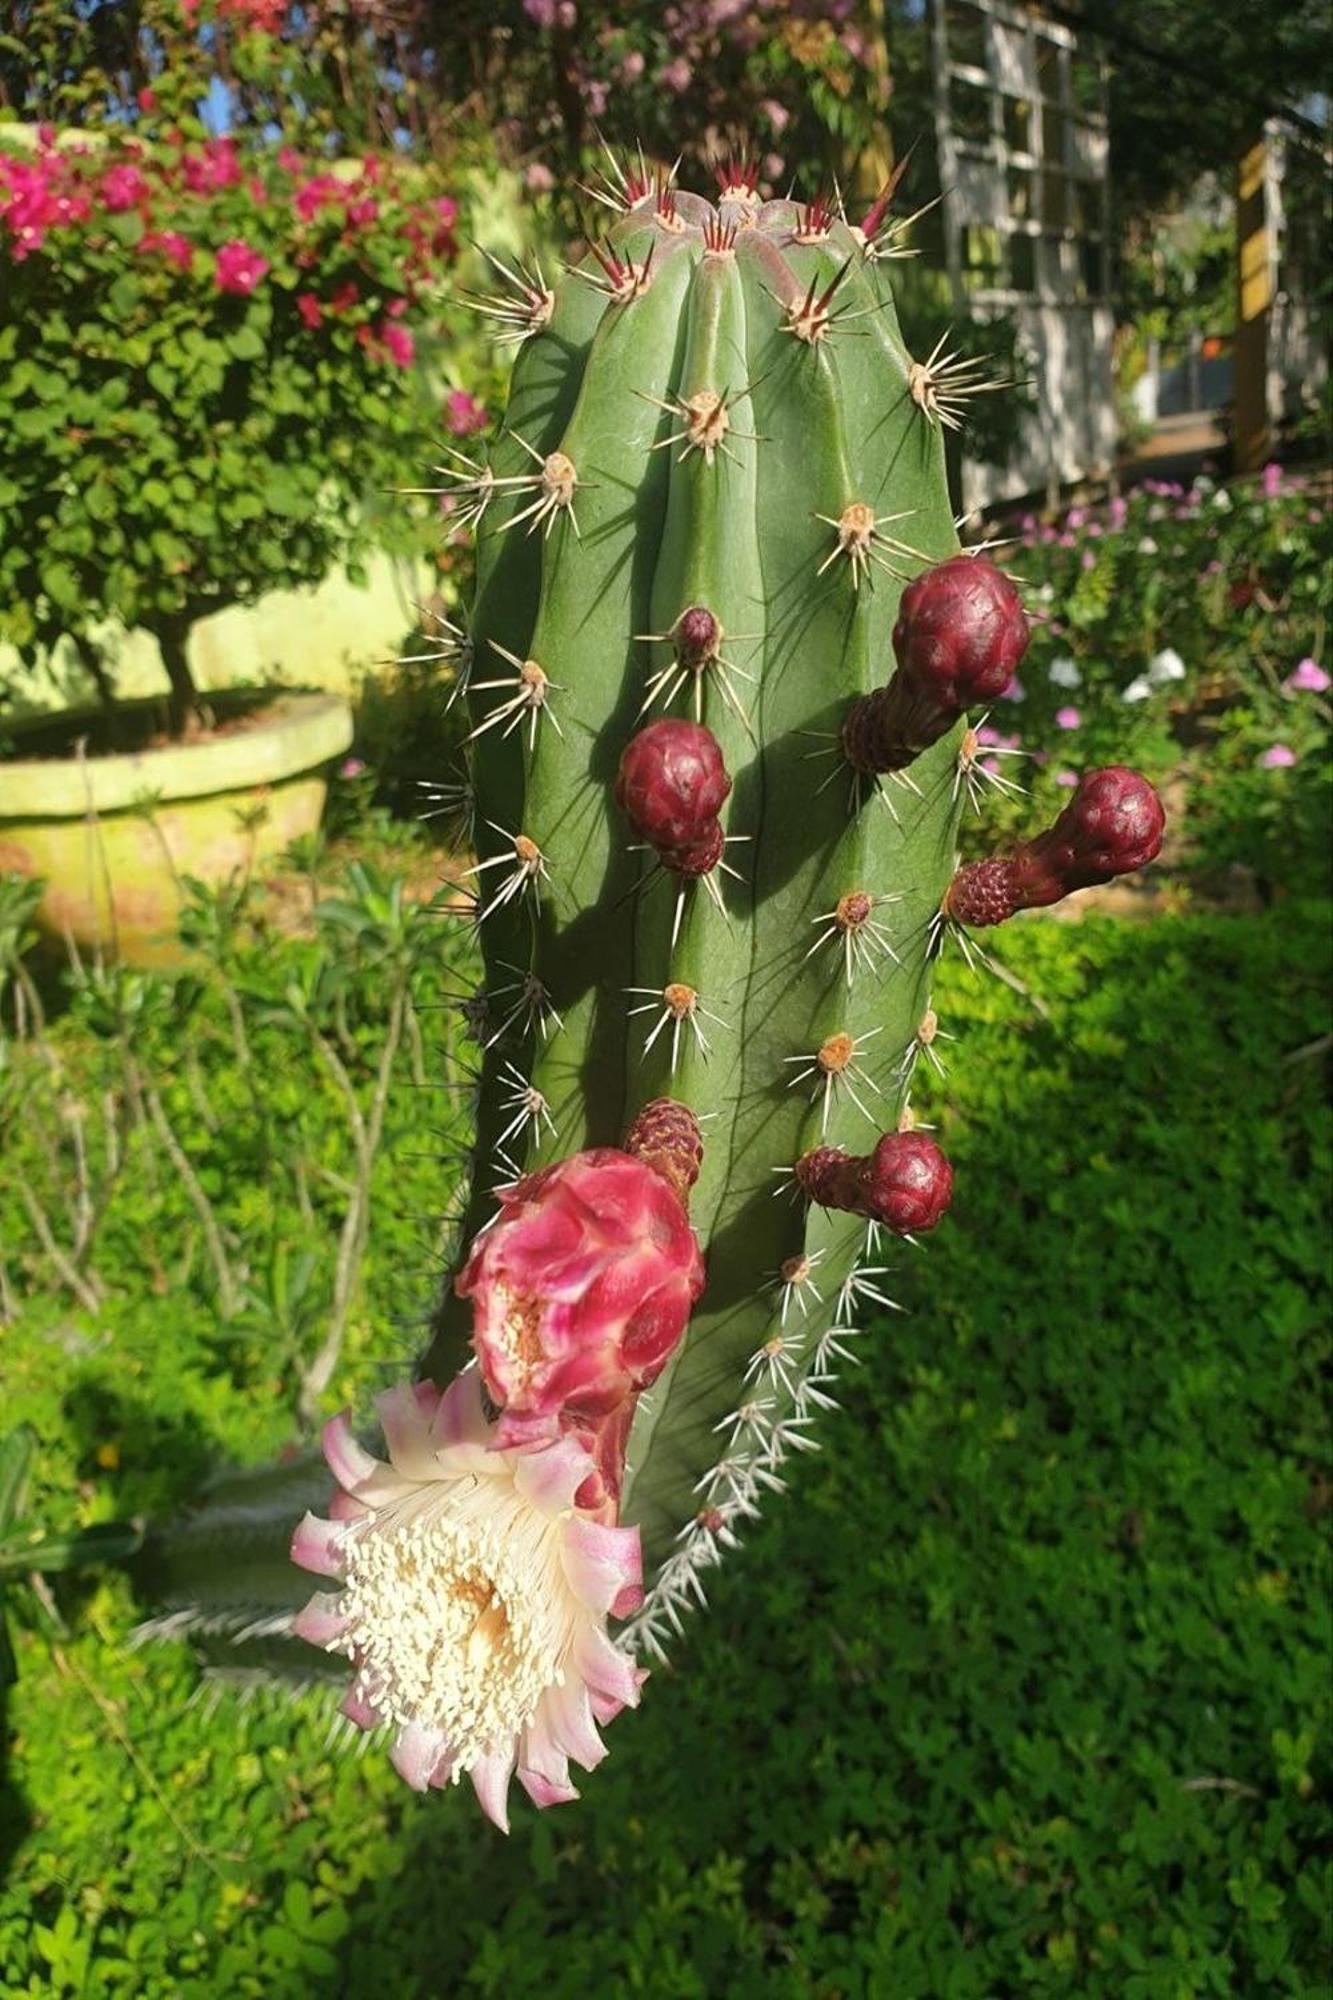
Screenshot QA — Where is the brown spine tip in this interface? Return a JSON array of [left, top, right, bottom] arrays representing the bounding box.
[[625, 1097, 703, 1206]]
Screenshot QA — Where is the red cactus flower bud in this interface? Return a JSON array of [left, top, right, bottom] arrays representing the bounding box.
[[456, 1148, 705, 1449], [624, 1096, 704, 1204], [944, 767, 1165, 926], [1016, 766, 1165, 903], [795, 1131, 953, 1234], [615, 719, 731, 854], [858, 1131, 954, 1233], [673, 604, 721, 667], [892, 555, 1029, 708]]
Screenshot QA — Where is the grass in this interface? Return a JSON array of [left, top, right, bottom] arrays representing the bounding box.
[[0, 894, 1328, 1997]]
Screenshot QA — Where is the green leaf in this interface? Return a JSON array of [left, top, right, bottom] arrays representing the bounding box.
[[0, 1427, 34, 1530]]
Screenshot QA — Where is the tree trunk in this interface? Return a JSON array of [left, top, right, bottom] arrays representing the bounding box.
[[156, 611, 202, 739]]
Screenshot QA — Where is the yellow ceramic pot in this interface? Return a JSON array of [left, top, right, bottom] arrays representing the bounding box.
[[0, 691, 353, 966]]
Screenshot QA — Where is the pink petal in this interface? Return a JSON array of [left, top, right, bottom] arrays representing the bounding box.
[[428, 1747, 457, 1788], [542, 1677, 607, 1772], [513, 1435, 597, 1516], [292, 1591, 349, 1647], [491, 1407, 561, 1453], [290, 1511, 345, 1579], [340, 1682, 383, 1731], [470, 1745, 516, 1832], [574, 1625, 646, 1711], [430, 1369, 491, 1452], [328, 1490, 369, 1524], [376, 1381, 440, 1479], [517, 1765, 580, 1808], [390, 1719, 448, 1791], [321, 1412, 383, 1493], [560, 1517, 642, 1616]]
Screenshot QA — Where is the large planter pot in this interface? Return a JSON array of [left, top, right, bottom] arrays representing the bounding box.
[[0, 691, 352, 966]]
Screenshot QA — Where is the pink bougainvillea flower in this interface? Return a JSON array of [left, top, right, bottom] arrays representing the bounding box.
[[139, 230, 193, 270], [381, 321, 415, 367], [98, 163, 148, 213], [1285, 657, 1330, 694], [295, 291, 322, 329], [457, 1148, 704, 1448], [445, 388, 488, 436], [180, 139, 242, 194], [328, 279, 359, 313], [1055, 705, 1081, 730], [214, 239, 270, 295], [291, 1373, 645, 1827], [1259, 743, 1296, 769]]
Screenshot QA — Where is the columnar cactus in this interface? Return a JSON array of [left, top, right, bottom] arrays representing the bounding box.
[[140, 158, 1164, 1820]]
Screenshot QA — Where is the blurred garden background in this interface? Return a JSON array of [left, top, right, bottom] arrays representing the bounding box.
[[0, 1, 1330, 1994]]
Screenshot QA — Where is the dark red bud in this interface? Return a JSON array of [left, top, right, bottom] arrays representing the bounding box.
[[945, 767, 1165, 926], [674, 604, 720, 666], [892, 555, 1029, 708], [624, 1096, 703, 1206], [615, 719, 732, 853], [857, 1132, 953, 1233], [795, 1132, 954, 1234]]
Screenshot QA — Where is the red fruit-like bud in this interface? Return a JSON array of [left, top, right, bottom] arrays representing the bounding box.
[[615, 719, 731, 853], [1017, 766, 1166, 902], [794, 1132, 954, 1234], [624, 1096, 703, 1205], [674, 604, 720, 666], [857, 1131, 953, 1233], [944, 767, 1165, 927], [892, 555, 1029, 708]]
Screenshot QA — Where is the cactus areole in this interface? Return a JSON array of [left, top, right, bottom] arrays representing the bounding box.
[[414, 163, 1164, 1617]]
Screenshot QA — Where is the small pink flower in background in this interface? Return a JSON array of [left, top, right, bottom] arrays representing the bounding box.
[[345, 195, 379, 228], [1108, 496, 1127, 530], [980, 756, 1002, 778], [762, 98, 790, 133], [1081, 550, 1096, 570], [763, 153, 785, 182], [295, 173, 343, 221], [181, 139, 242, 194], [446, 388, 488, 436], [381, 321, 415, 367], [291, 1374, 645, 1826], [435, 195, 459, 228], [524, 0, 558, 23], [975, 723, 1020, 750], [277, 145, 303, 173], [583, 79, 609, 119], [214, 239, 269, 295], [659, 57, 693, 92], [1260, 743, 1296, 769], [98, 164, 148, 212], [1059, 532, 1077, 548], [1261, 461, 1283, 498], [525, 161, 556, 192], [329, 279, 359, 313], [1055, 706, 1081, 730], [1285, 658, 1330, 694], [1087, 522, 1102, 537], [457, 1148, 704, 1452], [339, 757, 366, 779], [1066, 507, 1085, 530], [138, 230, 193, 270], [296, 291, 322, 329], [1001, 677, 1026, 702], [137, 86, 157, 113], [1055, 769, 1078, 787]]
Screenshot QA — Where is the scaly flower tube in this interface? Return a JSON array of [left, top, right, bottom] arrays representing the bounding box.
[[291, 1372, 645, 1830], [457, 1139, 705, 1454]]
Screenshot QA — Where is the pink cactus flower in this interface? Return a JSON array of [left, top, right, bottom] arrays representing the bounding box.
[[457, 1149, 705, 1448], [214, 240, 269, 295], [292, 1374, 645, 1826], [1055, 705, 1081, 730], [1260, 743, 1296, 769], [1285, 658, 1330, 694]]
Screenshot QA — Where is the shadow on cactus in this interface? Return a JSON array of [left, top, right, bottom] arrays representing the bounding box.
[[139, 155, 1164, 1831]]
